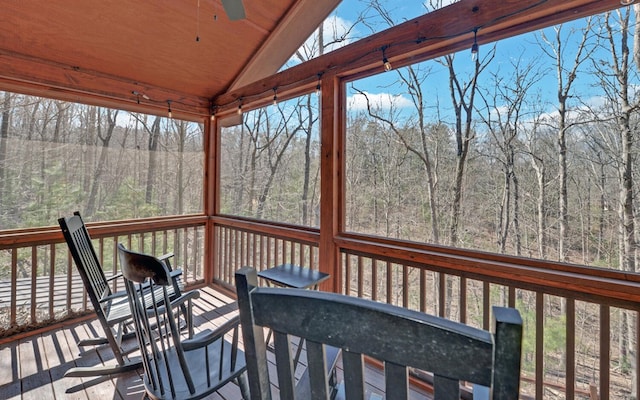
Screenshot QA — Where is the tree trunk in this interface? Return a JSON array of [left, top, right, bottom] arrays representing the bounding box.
[[146, 116, 161, 204], [0, 92, 11, 202], [85, 109, 118, 217], [530, 155, 546, 258]]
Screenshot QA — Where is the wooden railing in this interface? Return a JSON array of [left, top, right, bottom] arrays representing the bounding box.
[[213, 216, 320, 290], [214, 219, 640, 400], [2, 214, 639, 399], [0, 215, 207, 337]]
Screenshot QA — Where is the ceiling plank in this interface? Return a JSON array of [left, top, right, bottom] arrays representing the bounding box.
[[0, 0, 308, 117]]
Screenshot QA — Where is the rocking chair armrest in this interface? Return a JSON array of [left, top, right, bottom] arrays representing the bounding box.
[[182, 315, 241, 351], [106, 272, 123, 282], [99, 289, 128, 303], [158, 252, 175, 270], [169, 288, 200, 307], [144, 289, 200, 316], [169, 268, 183, 280]]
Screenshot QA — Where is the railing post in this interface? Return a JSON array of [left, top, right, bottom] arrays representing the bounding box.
[[204, 114, 217, 284]]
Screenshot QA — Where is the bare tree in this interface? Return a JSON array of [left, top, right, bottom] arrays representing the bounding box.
[[538, 19, 595, 262], [440, 46, 494, 247], [479, 55, 544, 255], [523, 115, 554, 259], [85, 109, 119, 217], [0, 92, 11, 202], [591, 8, 639, 387]]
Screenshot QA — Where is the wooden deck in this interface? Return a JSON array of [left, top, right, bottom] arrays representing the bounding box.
[[0, 284, 430, 400]]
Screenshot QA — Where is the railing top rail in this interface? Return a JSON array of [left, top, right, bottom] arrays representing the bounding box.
[[0, 214, 208, 249], [337, 233, 640, 309], [212, 215, 319, 245]]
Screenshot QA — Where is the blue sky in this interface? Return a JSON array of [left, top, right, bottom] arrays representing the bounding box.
[[293, 0, 635, 125]]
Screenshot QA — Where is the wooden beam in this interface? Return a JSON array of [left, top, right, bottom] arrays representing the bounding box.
[[214, 0, 622, 111], [229, 0, 341, 91], [0, 50, 210, 120]]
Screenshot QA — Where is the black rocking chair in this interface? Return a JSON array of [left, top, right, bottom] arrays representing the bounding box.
[[58, 211, 190, 377], [118, 243, 249, 400]]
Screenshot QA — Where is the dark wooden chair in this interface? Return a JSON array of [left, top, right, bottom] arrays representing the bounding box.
[[118, 243, 249, 400], [235, 266, 523, 400], [58, 211, 189, 377]]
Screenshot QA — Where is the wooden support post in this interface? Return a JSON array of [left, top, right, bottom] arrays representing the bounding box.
[[318, 74, 342, 293], [204, 115, 217, 284]]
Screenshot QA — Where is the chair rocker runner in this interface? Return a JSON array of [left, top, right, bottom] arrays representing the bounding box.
[[235, 266, 523, 400], [118, 244, 249, 400], [58, 212, 190, 378]]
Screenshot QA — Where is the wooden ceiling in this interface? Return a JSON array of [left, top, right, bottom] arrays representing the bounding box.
[[0, 0, 627, 120], [0, 0, 339, 119]]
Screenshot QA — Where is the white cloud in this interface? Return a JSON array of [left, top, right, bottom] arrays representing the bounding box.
[[423, 0, 459, 10], [348, 91, 413, 111], [293, 15, 357, 62], [322, 15, 357, 53]]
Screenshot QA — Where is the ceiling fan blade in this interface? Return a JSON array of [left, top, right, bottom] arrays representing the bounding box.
[[221, 0, 246, 20]]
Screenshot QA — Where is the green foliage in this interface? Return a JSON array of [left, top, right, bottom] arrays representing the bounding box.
[[518, 300, 567, 374]]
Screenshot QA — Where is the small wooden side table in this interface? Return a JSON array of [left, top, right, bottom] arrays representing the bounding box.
[[257, 263, 330, 290]]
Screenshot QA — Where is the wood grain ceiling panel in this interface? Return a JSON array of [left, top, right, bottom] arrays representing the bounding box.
[[0, 0, 305, 117]]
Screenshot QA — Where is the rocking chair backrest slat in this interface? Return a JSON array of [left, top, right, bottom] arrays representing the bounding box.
[[60, 212, 110, 311]]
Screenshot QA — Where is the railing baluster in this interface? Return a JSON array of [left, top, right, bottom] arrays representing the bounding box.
[[402, 263, 408, 309], [419, 269, 426, 313], [259, 235, 265, 267], [49, 244, 55, 320], [460, 276, 466, 324], [216, 227, 223, 281], [566, 298, 575, 400], [482, 281, 490, 330], [601, 304, 610, 400], [266, 236, 272, 269], [163, 230, 168, 255], [508, 286, 515, 308], [240, 230, 245, 269], [439, 272, 445, 318], [11, 248, 17, 327], [386, 260, 392, 305], [636, 311, 640, 400], [357, 256, 364, 299], [252, 232, 257, 268], [344, 254, 351, 296], [536, 292, 544, 400], [30, 246, 37, 324], [289, 240, 295, 265], [226, 228, 233, 282], [371, 259, 378, 302], [182, 227, 188, 278]]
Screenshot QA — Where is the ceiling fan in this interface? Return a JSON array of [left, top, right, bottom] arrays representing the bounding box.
[[221, 0, 246, 20]]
